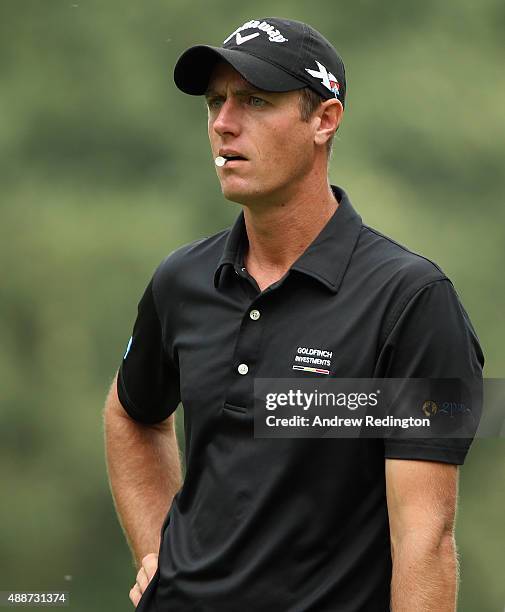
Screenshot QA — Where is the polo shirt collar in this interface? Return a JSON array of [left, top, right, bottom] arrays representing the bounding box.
[[214, 185, 362, 294]]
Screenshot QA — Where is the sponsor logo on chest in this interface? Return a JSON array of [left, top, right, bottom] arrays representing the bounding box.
[[292, 346, 333, 375]]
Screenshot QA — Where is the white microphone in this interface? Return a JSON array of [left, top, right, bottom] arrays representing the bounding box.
[[215, 156, 227, 167]]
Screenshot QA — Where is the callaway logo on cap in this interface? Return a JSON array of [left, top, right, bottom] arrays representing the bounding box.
[[223, 19, 289, 45], [174, 17, 346, 107]]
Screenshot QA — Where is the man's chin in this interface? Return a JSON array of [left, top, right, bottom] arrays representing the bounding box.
[[220, 182, 255, 205], [220, 175, 276, 204]]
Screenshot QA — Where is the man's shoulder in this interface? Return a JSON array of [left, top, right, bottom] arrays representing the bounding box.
[[151, 226, 231, 289], [356, 223, 450, 299]]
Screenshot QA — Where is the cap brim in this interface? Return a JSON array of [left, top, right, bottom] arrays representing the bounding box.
[[174, 45, 307, 95]]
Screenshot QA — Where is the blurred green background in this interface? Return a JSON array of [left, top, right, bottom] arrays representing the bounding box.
[[1, 1, 503, 610]]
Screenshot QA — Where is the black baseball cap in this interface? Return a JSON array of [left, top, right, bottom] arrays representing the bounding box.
[[174, 18, 346, 108]]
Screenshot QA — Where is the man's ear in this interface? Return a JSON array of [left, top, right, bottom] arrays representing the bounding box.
[[314, 99, 343, 146]]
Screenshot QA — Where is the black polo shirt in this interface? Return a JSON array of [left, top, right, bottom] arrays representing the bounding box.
[[117, 185, 484, 612]]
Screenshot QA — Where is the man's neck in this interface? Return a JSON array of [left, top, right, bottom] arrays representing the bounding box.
[[242, 181, 339, 292]]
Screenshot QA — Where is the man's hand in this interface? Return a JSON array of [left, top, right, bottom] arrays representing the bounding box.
[[129, 553, 158, 608]]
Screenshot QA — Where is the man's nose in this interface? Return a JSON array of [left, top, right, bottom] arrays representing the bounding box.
[[212, 99, 241, 137]]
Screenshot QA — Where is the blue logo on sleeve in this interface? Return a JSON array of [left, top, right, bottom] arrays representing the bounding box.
[[124, 336, 133, 359]]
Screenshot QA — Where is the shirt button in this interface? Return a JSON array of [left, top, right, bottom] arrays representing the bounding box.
[[237, 363, 249, 375], [249, 309, 261, 321]]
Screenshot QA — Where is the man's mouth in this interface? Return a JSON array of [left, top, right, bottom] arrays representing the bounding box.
[[218, 149, 248, 162], [216, 155, 249, 170], [222, 154, 247, 161], [215, 150, 249, 169]]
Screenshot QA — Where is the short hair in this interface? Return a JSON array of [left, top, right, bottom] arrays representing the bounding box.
[[298, 87, 336, 158]]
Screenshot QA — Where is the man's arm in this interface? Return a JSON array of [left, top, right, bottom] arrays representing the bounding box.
[[386, 458, 459, 612], [103, 372, 183, 568]]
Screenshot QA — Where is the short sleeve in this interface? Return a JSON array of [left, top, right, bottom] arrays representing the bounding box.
[[378, 278, 484, 465], [117, 277, 180, 424]]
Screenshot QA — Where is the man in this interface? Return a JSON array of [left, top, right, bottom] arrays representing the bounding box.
[[104, 18, 484, 611]]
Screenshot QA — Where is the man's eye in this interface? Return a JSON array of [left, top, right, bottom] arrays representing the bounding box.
[[249, 96, 266, 107], [207, 98, 223, 109]]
